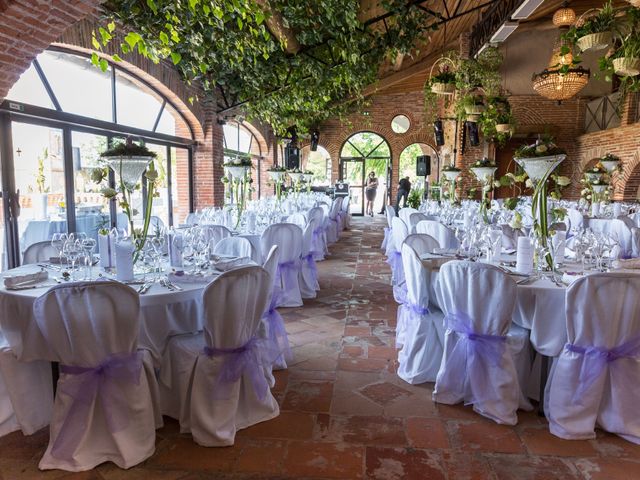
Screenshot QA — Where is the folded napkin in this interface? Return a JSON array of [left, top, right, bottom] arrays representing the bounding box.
[[4, 270, 48, 288], [48, 256, 67, 264], [421, 256, 452, 269], [612, 257, 640, 270], [562, 272, 583, 285], [212, 256, 256, 271], [168, 271, 218, 284], [115, 239, 135, 282]]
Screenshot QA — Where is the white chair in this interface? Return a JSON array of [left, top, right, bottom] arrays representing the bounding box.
[[23, 240, 58, 264], [382, 205, 396, 252], [409, 212, 429, 234], [307, 207, 328, 261], [416, 220, 459, 251], [548, 273, 640, 443], [433, 261, 532, 425], [286, 213, 307, 229], [399, 207, 418, 226], [588, 219, 636, 258], [0, 333, 53, 437], [388, 217, 408, 289], [396, 244, 445, 382], [299, 218, 320, 299], [567, 208, 584, 232], [403, 233, 439, 256], [500, 224, 525, 251], [325, 197, 343, 244], [261, 246, 290, 373], [213, 237, 254, 259], [149, 215, 166, 234], [203, 225, 232, 250], [159, 266, 278, 446], [261, 223, 304, 308], [339, 195, 350, 230], [184, 212, 199, 225], [33, 282, 161, 471]]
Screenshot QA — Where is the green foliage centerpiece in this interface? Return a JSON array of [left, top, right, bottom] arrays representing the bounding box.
[[95, 139, 158, 262], [223, 152, 253, 229], [514, 138, 566, 270], [267, 165, 287, 201], [470, 157, 497, 224], [441, 164, 461, 205]]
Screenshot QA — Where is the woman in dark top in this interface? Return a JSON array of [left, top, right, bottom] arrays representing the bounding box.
[[365, 171, 378, 217]]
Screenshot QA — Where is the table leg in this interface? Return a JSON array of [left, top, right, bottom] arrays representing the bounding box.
[[538, 354, 549, 417]]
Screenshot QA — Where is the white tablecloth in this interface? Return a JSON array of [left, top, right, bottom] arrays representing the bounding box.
[[0, 265, 212, 366]]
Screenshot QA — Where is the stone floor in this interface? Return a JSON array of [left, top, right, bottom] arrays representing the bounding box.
[[1, 216, 639, 479]]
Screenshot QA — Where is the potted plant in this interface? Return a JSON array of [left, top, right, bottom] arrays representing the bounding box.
[[584, 164, 607, 183], [223, 151, 252, 178], [612, 34, 640, 76], [570, 1, 617, 52], [267, 165, 287, 182], [600, 153, 622, 173], [441, 164, 461, 204], [288, 167, 305, 184], [30, 148, 50, 219], [478, 97, 514, 147], [428, 70, 456, 95]]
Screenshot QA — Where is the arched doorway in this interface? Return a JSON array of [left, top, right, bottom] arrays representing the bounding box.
[[399, 143, 439, 197], [300, 145, 331, 186], [340, 132, 391, 215]]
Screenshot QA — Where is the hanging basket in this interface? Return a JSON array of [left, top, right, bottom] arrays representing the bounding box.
[[613, 57, 640, 77], [465, 104, 485, 115], [495, 124, 511, 133], [466, 113, 481, 123], [431, 82, 455, 95], [626, 0, 640, 7], [576, 30, 612, 53]]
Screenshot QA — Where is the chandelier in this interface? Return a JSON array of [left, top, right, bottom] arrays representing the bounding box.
[[552, 4, 576, 27]]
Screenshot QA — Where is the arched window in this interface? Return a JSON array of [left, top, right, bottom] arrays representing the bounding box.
[[300, 145, 331, 185], [1, 48, 195, 269], [399, 143, 439, 190], [340, 132, 391, 216], [223, 121, 263, 198]]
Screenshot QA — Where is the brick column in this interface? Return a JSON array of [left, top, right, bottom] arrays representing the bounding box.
[[193, 101, 225, 209]]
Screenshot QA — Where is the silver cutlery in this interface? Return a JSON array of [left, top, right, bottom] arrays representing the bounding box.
[[137, 283, 152, 294], [164, 278, 183, 291]]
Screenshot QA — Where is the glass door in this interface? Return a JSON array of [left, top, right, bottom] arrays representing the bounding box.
[[341, 158, 364, 215]]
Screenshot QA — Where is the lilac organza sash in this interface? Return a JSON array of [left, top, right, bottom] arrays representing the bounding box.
[[302, 253, 318, 286], [264, 291, 292, 361], [277, 260, 300, 293], [382, 227, 391, 249], [566, 335, 640, 401], [203, 336, 277, 401], [387, 250, 404, 286], [395, 301, 429, 347], [445, 311, 507, 406], [52, 351, 143, 460]]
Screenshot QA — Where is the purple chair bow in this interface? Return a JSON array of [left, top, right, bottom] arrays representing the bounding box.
[[52, 351, 143, 460], [566, 335, 640, 401], [445, 311, 507, 406], [302, 253, 319, 285], [204, 336, 277, 401], [264, 289, 292, 362], [277, 259, 300, 293]]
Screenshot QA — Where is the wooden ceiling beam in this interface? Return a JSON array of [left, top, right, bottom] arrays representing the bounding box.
[[254, 0, 300, 54]]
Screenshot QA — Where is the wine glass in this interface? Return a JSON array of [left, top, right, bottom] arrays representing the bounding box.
[[63, 239, 82, 280], [150, 234, 166, 281], [81, 238, 97, 280], [51, 233, 64, 268]]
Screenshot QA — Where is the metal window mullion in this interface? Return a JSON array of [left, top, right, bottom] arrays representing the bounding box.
[[33, 59, 62, 112], [188, 147, 194, 213], [152, 100, 166, 132], [62, 127, 77, 234], [166, 145, 173, 227], [107, 136, 117, 228], [0, 112, 20, 268], [111, 67, 117, 124]]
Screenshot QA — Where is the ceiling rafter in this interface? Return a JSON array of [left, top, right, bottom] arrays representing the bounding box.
[[254, 0, 301, 54]]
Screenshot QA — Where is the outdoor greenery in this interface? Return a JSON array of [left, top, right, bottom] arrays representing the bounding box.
[[95, 0, 437, 135]]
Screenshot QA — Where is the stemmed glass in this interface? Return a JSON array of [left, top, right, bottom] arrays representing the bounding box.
[[51, 233, 64, 268], [63, 239, 82, 280], [150, 234, 166, 281], [81, 238, 96, 280]]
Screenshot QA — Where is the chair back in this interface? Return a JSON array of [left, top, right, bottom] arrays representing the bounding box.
[[589, 218, 634, 257], [33, 282, 140, 364], [329, 197, 343, 220], [301, 218, 318, 257], [391, 217, 409, 252], [415, 220, 458, 250], [341, 196, 350, 213], [262, 245, 280, 287], [202, 266, 271, 349], [306, 206, 324, 226], [149, 216, 165, 234], [203, 225, 232, 248], [23, 241, 58, 264], [436, 261, 516, 336], [404, 233, 439, 256], [260, 223, 303, 263], [500, 224, 525, 250], [567, 208, 584, 231], [213, 236, 253, 258], [401, 243, 432, 308], [399, 207, 418, 226], [409, 212, 429, 233], [385, 205, 396, 229], [287, 213, 307, 228]]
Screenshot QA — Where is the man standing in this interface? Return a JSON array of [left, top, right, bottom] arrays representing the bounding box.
[[395, 176, 411, 214]]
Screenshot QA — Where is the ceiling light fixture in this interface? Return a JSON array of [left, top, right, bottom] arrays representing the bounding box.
[[511, 0, 546, 20], [490, 21, 519, 43], [552, 3, 576, 27]]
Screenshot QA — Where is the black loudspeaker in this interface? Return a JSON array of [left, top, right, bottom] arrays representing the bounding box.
[[416, 155, 430, 176], [467, 121, 480, 146], [310, 130, 320, 151], [285, 145, 300, 170], [434, 120, 445, 146]]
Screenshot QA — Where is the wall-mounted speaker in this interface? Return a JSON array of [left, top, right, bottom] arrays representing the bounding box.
[[467, 121, 480, 147], [416, 155, 430, 176], [434, 120, 445, 146], [285, 145, 300, 170]]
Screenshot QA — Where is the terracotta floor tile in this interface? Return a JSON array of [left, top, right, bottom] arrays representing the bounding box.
[[237, 412, 315, 440], [520, 426, 598, 457], [575, 458, 640, 480], [282, 380, 333, 413], [325, 415, 407, 446], [340, 345, 365, 357], [440, 451, 497, 480], [233, 439, 286, 474], [283, 441, 364, 479], [454, 421, 525, 454], [149, 437, 240, 472], [344, 326, 372, 336], [337, 357, 390, 372], [367, 345, 398, 359], [406, 418, 450, 449], [358, 381, 412, 406], [365, 447, 446, 480], [488, 454, 583, 480]]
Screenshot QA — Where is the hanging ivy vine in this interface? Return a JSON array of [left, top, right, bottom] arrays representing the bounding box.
[[93, 0, 437, 135]]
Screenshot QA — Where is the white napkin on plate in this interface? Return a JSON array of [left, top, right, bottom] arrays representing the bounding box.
[[212, 256, 256, 271], [612, 258, 640, 270], [4, 270, 48, 288], [115, 239, 135, 282], [168, 272, 218, 284], [562, 272, 583, 285]]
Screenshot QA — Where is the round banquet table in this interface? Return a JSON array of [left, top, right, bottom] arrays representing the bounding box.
[[0, 264, 215, 366]]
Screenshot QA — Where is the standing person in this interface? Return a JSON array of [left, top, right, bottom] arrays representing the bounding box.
[[396, 176, 411, 214], [365, 171, 378, 217]]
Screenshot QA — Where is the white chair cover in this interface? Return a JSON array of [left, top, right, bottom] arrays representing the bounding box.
[[307, 206, 328, 261], [409, 212, 429, 234], [33, 281, 160, 471], [403, 233, 439, 256], [399, 207, 418, 226], [0, 334, 53, 437], [339, 195, 350, 230], [260, 223, 304, 307], [415, 220, 459, 251], [159, 266, 278, 446], [325, 197, 343, 244], [23, 240, 58, 264], [500, 225, 525, 251], [299, 218, 320, 299], [203, 225, 232, 249], [433, 261, 531, 425], [588, 219, 636, 258], [261, 246, 290, 373], [149, 215, 166, 233], [548, 273, 640, 443], [213, 237, 253, 259], [286, 213, 307, 228], [382, 205, 396, 252], [567, 208, 584, 231], [396, 244, 444, 383], [388, 217, 408, 295]]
